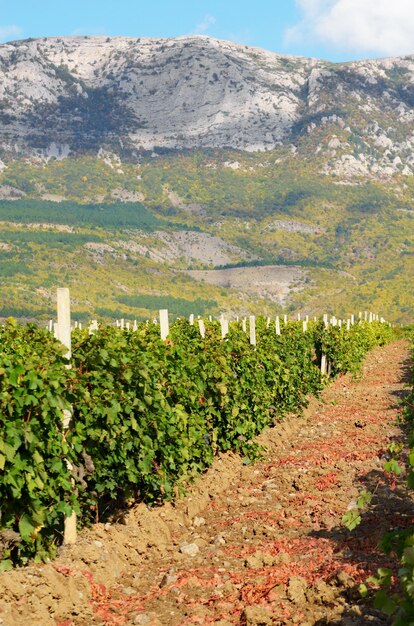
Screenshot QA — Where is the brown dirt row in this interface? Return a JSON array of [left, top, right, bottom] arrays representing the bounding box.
[[0, 340, 412, 626]]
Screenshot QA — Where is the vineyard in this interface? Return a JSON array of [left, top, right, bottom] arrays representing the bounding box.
[[0, 303, 397, 572]]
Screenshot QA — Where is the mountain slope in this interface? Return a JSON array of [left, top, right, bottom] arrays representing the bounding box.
[[0, 37, 413, 323], [0, 36, 414, 178]]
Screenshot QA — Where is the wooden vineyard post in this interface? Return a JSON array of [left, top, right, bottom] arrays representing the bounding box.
[[249, 315, 256, 346], [159, 309, 169, 340], [56, 288, 77, 545]]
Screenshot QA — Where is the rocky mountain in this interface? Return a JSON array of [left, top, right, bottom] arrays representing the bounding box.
[[1, 36, 414, 178]]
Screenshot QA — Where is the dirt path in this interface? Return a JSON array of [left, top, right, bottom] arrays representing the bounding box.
[[0, 340, 412, 626]]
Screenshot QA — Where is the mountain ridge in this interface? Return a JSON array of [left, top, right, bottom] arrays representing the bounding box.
[[0, 35, 414, 178]]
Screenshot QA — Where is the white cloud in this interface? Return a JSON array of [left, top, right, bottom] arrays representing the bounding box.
[[194, 15, 216, 35], [0, 25, 23, 42], [285, 0, 414, 57]]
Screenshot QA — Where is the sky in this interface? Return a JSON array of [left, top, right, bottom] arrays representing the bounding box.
[[1, 0, 414, 62]]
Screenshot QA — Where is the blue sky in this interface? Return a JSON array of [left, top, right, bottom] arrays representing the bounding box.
[[1, 0, 413, 61]]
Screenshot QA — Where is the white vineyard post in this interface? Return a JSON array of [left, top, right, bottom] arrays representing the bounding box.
[[220, 315, 229, 339], [189, 314, 194, 326], [249, 315, 256, 346], [198, 319, 206, 338], [297, 312, 301, 321], [116, 320, 120, 327], [159, 309, 169, 340], [364, 311, 368, 321], [305, 315, 309, 323], [338, 319, 342, 328], [53, 322, 59, 340], [369, 312, 373, 323], [242, 317, 247, 333], [347, 319, 351, 330], [302, 320, 307, 332], [275, 316, 281, 336], [126, 322, 130, 331], [78, 322, 82, 330], [351, 314, 355, 325], [133, 320, 138, 331], [208, 315, 212, 322], [283, 314, 288, 324], [56, 287, 77, 546], [88, 320, 98, 334], [48, 319, 53, 332], [321, 312, 328, 376], [266, 317, 270, 328]]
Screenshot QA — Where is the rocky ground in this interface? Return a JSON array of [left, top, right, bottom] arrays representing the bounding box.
[[185, 265, 307, 306], [0, 340, 412, 626]]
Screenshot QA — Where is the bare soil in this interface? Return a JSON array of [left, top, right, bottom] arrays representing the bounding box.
[[184, 266, 307, 306], [0, 340, 412, 626]]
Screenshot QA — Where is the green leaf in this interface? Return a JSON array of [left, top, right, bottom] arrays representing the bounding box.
[[342, 509, 361, 531], [18, 514, 37, 542], [373, 589, 397, 616], [0, 560, 13, 572]]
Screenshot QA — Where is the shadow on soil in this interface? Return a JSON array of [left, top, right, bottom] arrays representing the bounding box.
[[312, 358, 413, 625]]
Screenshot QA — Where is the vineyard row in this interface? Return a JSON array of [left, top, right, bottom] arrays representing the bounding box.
[[0, 288, 397, 568]]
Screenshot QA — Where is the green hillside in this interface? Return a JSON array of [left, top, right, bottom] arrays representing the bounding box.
[[0, 151, 412, 323]]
